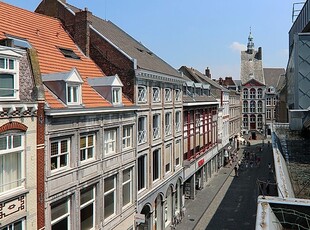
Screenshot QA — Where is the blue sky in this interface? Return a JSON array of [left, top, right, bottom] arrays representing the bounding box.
[[3, 0, 300, 79]]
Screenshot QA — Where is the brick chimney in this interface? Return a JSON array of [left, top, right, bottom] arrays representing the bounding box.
[[74, 8, 92, 57], [219, 77, 223, 85], [205, 67, 211, 78]]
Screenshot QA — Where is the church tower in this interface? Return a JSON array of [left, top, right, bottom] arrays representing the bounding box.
[[240, 30, 266, 139]]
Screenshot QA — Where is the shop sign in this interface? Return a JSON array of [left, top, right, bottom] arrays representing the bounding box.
[[135, 213, 145, 224], [198, 159, 204, 167]]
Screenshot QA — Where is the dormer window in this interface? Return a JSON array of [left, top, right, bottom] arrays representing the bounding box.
[[0, 49, 21, 100], [67, 84, 80, 105], [42, 68, 83, 106], [112, 87, 121, 104]]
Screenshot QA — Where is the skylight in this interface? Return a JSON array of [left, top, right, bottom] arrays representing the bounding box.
[[59, 47, 80, 60]]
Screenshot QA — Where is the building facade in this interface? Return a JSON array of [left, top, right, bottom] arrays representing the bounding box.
[[1, 3, 137, 230], [36, 1, 186, 229], [0, 44, 41, 229], [240, 32, 266, 139], [287, 0, 310, 130]]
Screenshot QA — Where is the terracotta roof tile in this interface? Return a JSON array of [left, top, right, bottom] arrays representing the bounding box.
[[0, 2, 133, 108]]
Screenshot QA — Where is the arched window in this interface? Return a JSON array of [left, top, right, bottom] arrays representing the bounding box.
[[243, 101, 248, 113], [257, 101, 263, 113], [250, 101, 256, 113], [243, 115, 248, 129], [243, 88, 248, 99], [250, 88, 256, 99], [257, 88, 263, 99]]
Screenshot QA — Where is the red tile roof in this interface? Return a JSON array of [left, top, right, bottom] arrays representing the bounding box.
[[0, 2, 133, 108]]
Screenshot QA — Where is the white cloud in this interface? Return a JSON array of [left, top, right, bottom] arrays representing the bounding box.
[[229, 42, 246, 52]]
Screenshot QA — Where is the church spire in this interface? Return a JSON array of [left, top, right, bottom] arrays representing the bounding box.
[[247, 27, 254, 54]]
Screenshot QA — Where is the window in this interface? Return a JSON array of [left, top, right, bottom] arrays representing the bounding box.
[[152, 87, 160, 102], [138, 86, 147, 103], [175, 140, 181, 166], [273, 97, 276, 106], [175, 89, 181, 101], [122, 168, 132, 207], [67, 84, 80, 105], [51, 198, 70, 230], [153, 114, 161, 140], [104, 176, 116, 218], [165, 88, 172, 102], [165, 112, 172, 136], [257, 101, 263, 113], [266, 98, 271, 106], [112, 88, 121, 104], [250, 101, 256, 113], [165, 144, 172, 173], [243, 89, 248, 99], [250, 88, 255, 99], [59, 47, 80, 59], [80, 134, 95, 161], [243, 115, 248, 129], [80, 186, 95, 229], [138, 116, 147, 144], [257, 88, 262, 99], [2, 219, 25, 230], [122, 126, 132, 149], [51, 139, 69, 171], [257, 115, 263, 129], [267, 109, 271, 119], [153, 149, 161, 181], [175, 111, 181, 132], [0, 133, 24, 193], [104, 129, 117, 154], [138, 155, 146, 191], [0, 57, 18, 99], [243, 101, 248, 113]]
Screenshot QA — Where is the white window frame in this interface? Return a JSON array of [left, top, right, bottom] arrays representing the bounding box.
[[243, 89, 248, 99], [175, 89, 181, 101], [80, 186, 95, 229], [122, 126, 132, 149], [0, 133, 24, 193], [164, 88, 172, 102], [80, 133, 95, 162], [152, 149, 161, 182], [266, 98, 271, 106], [267, 109, 271, 119], [243, 101, 248, 113], [153, 114, 161, 140], [122, 168, 132, 207], [67, 84, 81, 105], [104, 175, 116, 219], [104, 128, 117, 155], [138, 116, 147, 144], [257, 89, 263, 99], [250, 89, 255, 99], [165, 112, 172, 136], [257, 101, 263, 113], [112, 87, 122, 104], [51, 198, 70, 230], [138, 155, 147, 191], [175, 111, 181, 132], [250, 101, 255, 113], [138, 85, 147, 103], [152, 87, 160, 102], [0, 56, 19, 100], [50, 139, 70, 171]]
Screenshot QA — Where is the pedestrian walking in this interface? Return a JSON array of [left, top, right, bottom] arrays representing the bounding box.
[[234, 165, 239, 177]]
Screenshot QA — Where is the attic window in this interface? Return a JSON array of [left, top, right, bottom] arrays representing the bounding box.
[[59, 48, 80, 60], [1, 36, 32, 49], [136, 48, 144, 53], [147, 51, 153, 56]]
